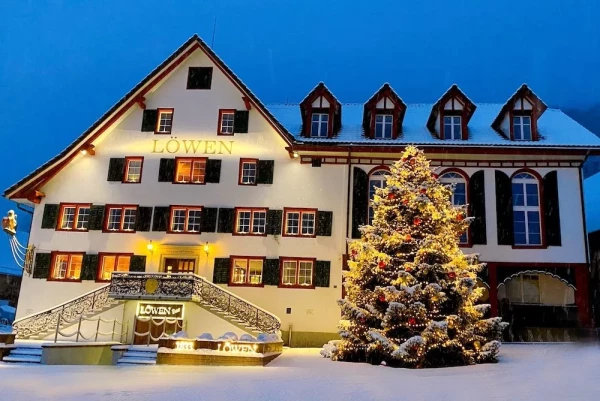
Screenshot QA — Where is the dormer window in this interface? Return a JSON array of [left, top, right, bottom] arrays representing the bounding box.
[[513, 115, 532, 140], [443, 116, 462, 139], [375, 114, 393, 139], [311, 113, 329, 137]]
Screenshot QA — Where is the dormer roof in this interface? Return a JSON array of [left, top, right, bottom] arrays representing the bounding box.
[[362, 83, 407, 139], [491, 84, 548, 136], [299, 82, 342, 138], [426, 84, 477, 132]]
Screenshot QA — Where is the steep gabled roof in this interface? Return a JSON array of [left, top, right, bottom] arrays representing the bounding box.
[[491, 84, 548, 130], [426, 84, 477, 132], [299, 82, 341, 110], [5, 34, 294, 201]]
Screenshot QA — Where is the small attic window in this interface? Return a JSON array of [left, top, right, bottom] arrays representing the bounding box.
[[443, 116, 462, 140], [311, 113, 329, 137], [187, 67, 213, 90], [513, 115, 532, 141], [374, 114, 393, 139]]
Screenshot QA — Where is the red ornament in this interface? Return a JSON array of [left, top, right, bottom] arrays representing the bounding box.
[[351, 249, 357, 256], [401, 157, 407, 162], [420, 188, 427, 194], [408, 318, 416, 325], [405, 266, 412, 272], [457, 213, 464, 221], [405, 234, 412, 241], [432, 174, 439, 179], [413, 217, 422, 226], [378, 294, 386, 302], [387, 193, 396, 200], [378, 261, 387, 269], [448, 271, 457, 280], [409, 158, 416, 165], [402, 199, 409, 205], [360, 317, 366, 324]]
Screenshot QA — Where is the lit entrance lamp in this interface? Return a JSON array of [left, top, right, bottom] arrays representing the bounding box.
[[203, 242, 210, 256]]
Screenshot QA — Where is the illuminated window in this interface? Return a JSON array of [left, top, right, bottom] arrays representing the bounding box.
[[58, 204, 90, 231], [175, 158, 206, 184], [374, 114, 393, 139], [219, 110, 235, 135], [513, 116, 532, 141], [98, 254, 131, 281], [239, 159, 257, 185], [124, 157, 143, 183], [443, 116, 462, 139], [156, 109, 173, 134], [105, 206, 137, 232], [169, 206, 203, 233], [280, 259, 314, 287], [235, 208, 267, 235], [231, 257, 263, 286], [368, 169, 388, 225], [311, 113, 329, 137], [50, 253, 83, 281], [512, 172, 541, 245], [284, 209, 316, 236], [440, 172, 468, 244]]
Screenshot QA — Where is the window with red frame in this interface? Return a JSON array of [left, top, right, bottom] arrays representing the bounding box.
[[284, 209, 316, 236], [239, 159, 257, 185], [175, 158, 206, 184], [235, 208, 267, 235], [58, 204, 91, 231], [50, 253, 83, 281], [280, 258, 314, 287], [156, 109, 173, 134], [218, 109, 235, 135], [105, 206, 137, 232], [124, 157, 143, 183], [169, 206, 203, 233], [230, 257, 263, 286], [98, 254, 131, 281]]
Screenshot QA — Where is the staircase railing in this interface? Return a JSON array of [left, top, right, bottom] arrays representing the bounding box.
[[110, 272, 281, 334], [13, 284, 112, 339]]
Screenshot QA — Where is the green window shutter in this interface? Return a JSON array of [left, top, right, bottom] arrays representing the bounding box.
[[315, 260, 331, 287], [266, 210, 283, 235], [41, 204, 59, 229], [263, 259, 280, 286], [233, 110, 249, 133], [130, 255, 147, 272], [495, 171, 514, 245], [152, 207, 170, 232], [135, 207, 153, 232], [351, 167, 369, 239], [316, 211, 333, 236], [88, 205, 105, 231], [81, 254, 99, 281], [205, 159, 222, 183], [158, 158, 176, 182], [32, 253, 51, 279], [256, 160, 275, 184], [141, 109, 158, 132], [543, 171, 562, 246], [217, 208, 234, 233], [107, 158, 126, 181], [201, 208, 218, 233], [213, 258, 230, 284]]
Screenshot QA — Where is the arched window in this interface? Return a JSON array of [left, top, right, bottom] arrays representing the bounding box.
[[368, 169, 388, 225], [497, 272, 575, 306], [440, 171, 468, 244], [512, 172, 541, 245]]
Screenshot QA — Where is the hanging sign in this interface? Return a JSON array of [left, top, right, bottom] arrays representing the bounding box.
[[137, 303, 184, 319]]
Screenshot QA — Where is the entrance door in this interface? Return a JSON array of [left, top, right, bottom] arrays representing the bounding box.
[[164, 258, 196, 274], [133, 317, 183, 345]]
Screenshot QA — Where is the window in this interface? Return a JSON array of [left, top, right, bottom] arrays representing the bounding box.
[[187, 67, 213, 90], [58, 204, 91, 231], [218, 110, 235, 135], [374, 114, 393, 139], [175, 158, 206, 184], [280, 258, 314, 288], [368, 169, 388, 225], [105, 205, 137, 232], [230, 257, 264, 286], [156, 109, 173, 134], [98, 254, 131, 281], [124, 157, 143, 183], [440, 172, 468, 244], [169, 206, 203, 233], [513, 115, 532, 141], [239, 159, 257, 185], [310, 113, 329, 137], [50, 253, 83, 281], [234, 208, 267, 235], [498, 272, 575, 306], [443, 116, 462, 139], [284, 208, 317, 237], [512, 172, 541, 245]]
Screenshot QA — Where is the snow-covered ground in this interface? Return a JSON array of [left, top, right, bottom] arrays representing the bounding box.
[[0, 344, 599, 400]]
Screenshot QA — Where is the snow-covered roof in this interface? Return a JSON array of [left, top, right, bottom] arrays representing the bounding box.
[[267, 103, 600, 148], [584, 172, 600, 233]]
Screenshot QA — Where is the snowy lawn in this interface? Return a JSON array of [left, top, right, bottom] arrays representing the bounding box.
[[1, 344, 599, 400]]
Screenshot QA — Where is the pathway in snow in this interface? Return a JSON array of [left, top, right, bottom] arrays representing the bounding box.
[[0, 344, 598, 400]]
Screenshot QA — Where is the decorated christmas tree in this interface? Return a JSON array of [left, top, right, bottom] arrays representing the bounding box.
[[333, 146, 507, 368]]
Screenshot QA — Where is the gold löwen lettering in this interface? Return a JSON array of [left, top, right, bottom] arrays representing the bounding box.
[[151, 140, 234, 155]]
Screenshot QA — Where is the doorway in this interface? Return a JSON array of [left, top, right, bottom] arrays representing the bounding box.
[[164, 258, 196, 274], [133, 317, 183, 345]]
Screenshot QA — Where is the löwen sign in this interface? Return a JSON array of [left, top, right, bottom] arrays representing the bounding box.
[[137, 303, 184, 319], [151, 139, 234, 155]]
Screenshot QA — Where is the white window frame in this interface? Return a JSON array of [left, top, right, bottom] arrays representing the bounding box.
[[124, 158, 143, 183], [374, 114, 393, 139], [512, 173, 542, 245], [240, 160, 257, 185], [105, 206, 137, 232], [310, 113, 329, 137], [281, 259, 314, 287], [368, 170, 388, 225], [443, 115, 462, 140], [170, 207, 203, 233], [99, 254, 131, 281], [59, 204, 91, 231], [220, 111, 235, 134], [513, 115, 532, 141], [156, 110, 173, 133], [175, 158, 207, 184], [231, 257, 263, 286], [51, 253, 83, 280], [440, 172, 468, 244], [284, 209, 317, 236], [235, 208, 268, 235]]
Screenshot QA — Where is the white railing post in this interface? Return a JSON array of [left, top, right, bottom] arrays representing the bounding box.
[[111, 319, 116, 342], [75, 315, 83, 343], [95, 317, 101, 342], [54, 311, 62, 343]]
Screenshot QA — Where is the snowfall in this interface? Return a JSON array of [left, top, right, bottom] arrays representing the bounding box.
[[1, 344, 599, 400]]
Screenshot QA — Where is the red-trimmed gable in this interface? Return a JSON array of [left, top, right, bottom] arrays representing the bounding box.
[[363, 83, 407, 140], [299, 82, 342, 138], [492, 84, 548, 141], [427, 84, 477, 140]]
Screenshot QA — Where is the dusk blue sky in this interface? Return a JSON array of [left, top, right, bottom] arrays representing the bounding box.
[[1, 0, 599, 269]]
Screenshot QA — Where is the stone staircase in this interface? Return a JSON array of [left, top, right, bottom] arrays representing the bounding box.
[[116, 345, 158, 365], [2, 344, 42, 364]]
